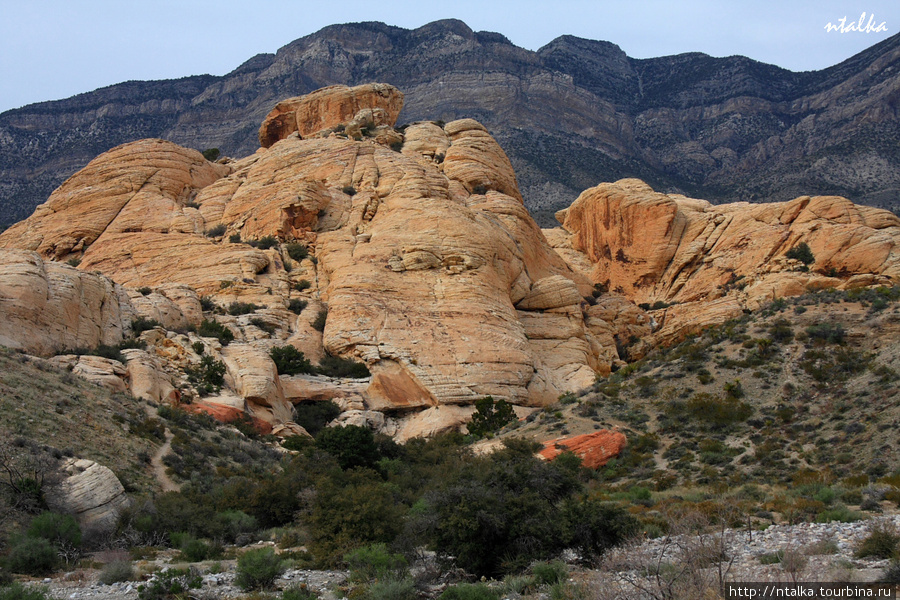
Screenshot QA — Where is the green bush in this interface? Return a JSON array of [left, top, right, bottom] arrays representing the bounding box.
[[786, 242, 815, 265], [285, 243, 308, 261], [199, 296, 216, 312], [294, 280, 312, 292], [318, 355, 370, 378], [99, 560, 135, 584], [531, 560, 567, 586], [342, 186, 357, 196], [312, 309, 327, 332], [138, 287, 153, 296], [228, 301, 260, 316], [288, 299, 308, 314], [282, 585, 318, 600], [185, 355, 227, 395], [197, 319, 233, 345], [180, 537, 213, 562], [215, 510, 258, 544], [439, 583, 499, 600], [28, 511, 82, 551], [345, 543, 408, 582], [0, 583, 52, 600], [248, 236, 279, 250], [3, 536, 57, 575], [191, 341, 205, 355], [205, 224, 227, 238], [137, 567, 202, 600], [366, 578, 416, 600], [202, 148, 220, 161], [316, 425, 380, 471], [856, 524, 900, 559], [270, 346, 315, 376], [250, 317, 276, 335], [235, 547, 286, 591], [467, 396, 515, 438], [294, 401, 341, 437]]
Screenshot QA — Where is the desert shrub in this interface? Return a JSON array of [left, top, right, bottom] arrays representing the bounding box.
[[345, 543, 408, 582], [216, 510, 258, 544], [881, 560, 900, 584], [769, 318, 794, 343], [531, 560, 567, 586], [3, 536, 57, 575], [137, 567, 202, 600], [366, 578, 416, 600], [132, 316, 162, 334], [786, 242, 815, 265], [99, 560, 135, 584], [248, 236, 279, 250], [318, 355, 370, 378], [312, 309, 327, 332], [229, 234, 242, 243], [467, 396, 515, 438], [723, 379, 744, 399], [856, 523, 900, 559], [282, 585, 319, 600], [199, 296, 216, 312], [805, 323, 845, 345], [309, 469, 405, 567], [288, 299, 308, 314], [228, 301, 260, 316], [67, 257, 81, 267], [205, 224, 227, 238], [439, 583, 499, 600], [285, 243, 308, 261], [202, 148, 220, 161], [138, 287, 152, 296], [250, 317, 276, 335], [342, 186, 357, 196], [28, 511, 82, 552], [185, 355, 226, 395], [294, 279, 312, 292], [316, 425, 380, 471], [759, 550, 784, 564], [664, 392, 753, 430], [179, 537, 213, 562], [197, 319, 233, 345], [0, 583, 52, 600], [294, 401, 341, 437], [270, 346, 315, 376], [191, 341, 205, 355], [235, 547, 286, 590]]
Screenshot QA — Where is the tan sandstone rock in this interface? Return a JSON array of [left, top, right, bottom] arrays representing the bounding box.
[[45, 458, 131, 539]]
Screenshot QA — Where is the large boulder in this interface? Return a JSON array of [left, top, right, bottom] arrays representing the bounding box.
[[44, 458, 131, 541]]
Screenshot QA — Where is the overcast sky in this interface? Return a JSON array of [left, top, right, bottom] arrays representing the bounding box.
[[1, 0, 897, 113]]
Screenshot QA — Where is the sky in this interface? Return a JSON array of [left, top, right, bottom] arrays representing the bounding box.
[[1, 0, 898, 113]]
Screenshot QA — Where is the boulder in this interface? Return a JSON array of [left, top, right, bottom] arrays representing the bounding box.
[[537, 430, 627, 469], [44, 458, 131, 540]]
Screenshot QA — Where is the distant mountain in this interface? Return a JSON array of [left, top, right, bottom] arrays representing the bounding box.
[[2, 19, 900, 226]]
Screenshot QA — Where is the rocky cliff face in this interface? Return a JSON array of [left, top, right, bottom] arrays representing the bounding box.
[[2, 83, 899, 441], [2, 20, 900, 228]]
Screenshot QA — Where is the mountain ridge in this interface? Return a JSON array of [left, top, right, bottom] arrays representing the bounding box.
[[2, 19, 900, 226]]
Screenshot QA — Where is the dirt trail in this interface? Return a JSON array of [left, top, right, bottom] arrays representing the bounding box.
[[151, 427, 179, 493]]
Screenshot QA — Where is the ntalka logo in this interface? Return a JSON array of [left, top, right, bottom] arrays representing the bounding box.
[[825, 12, 888, 33]]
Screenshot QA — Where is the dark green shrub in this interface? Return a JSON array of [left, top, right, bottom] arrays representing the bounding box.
[[248, 236, 279, 250], [0, 583, 52, 600], [28, 511, 82, 551], [99, 560, 135, 584], [179, 537, 213, 562], [215, 510, 258, 544], [228, 301, 260, 316], [235, 547, 286, 591], [229, 234, 242, 243], [285, 243, 308, 261], [439, 583, 499, 600], [67, 257, 81, 267], [312, 309, 327, 332], [138, 287, 152, 296], [191, 341, 205, 355], [856, 524, 900, 559], [805, 323, 845, 345], [723, 379, 744, 399], [205, 224, 227, 238], [294, 401, 341, 437], [3, 536, 57, 575], [250, 317, 276, 335], [132, 316, 162, 334], [197, 319, 233, 345], [531, 560, 567, 586], [282, 585, 319, 600], [270, 346, 315, 376], [137, 567, 202, 600], [318, 355, 370, 378], [199, 296, 216, 312], [345, 543, 408, 582], [288, 299, 308, 314], [186, 355, 227, 395], [294, 280, 312, 292], [202, 148, 220, 161], [467, 396, 515, 438], [316, 425, 380, 471], [366, 578, 416, 600], [786, 242, 815, 265], [342, 186, 357, 196]]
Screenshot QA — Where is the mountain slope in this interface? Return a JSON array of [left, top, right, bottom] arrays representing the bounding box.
[[2, 20, 900, 227]]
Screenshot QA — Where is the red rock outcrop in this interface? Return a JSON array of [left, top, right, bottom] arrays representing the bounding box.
[[537, 430, 627, 469]]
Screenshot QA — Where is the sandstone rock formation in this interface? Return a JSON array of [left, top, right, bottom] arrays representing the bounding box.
[[556, 178, 900, 344], [0, 249, 134, 355], [44, 458, 131, 540], [537, 430, 627, 469]]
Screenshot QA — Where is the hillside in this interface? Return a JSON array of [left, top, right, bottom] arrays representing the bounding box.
[[3, 20, 900, 227]]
